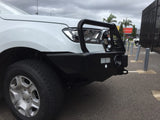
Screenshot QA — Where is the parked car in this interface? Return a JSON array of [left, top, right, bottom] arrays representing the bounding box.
[[0, 1, 128, 120], [133, 37, 140, 46]]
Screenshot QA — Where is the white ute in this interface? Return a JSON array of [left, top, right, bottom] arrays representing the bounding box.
[[0, 1, 128, 120]]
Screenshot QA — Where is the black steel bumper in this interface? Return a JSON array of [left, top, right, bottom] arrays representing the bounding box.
[[46, 52, 128, 81]]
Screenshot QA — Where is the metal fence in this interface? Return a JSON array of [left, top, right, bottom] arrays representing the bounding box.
[[140, 0, 160, 53]]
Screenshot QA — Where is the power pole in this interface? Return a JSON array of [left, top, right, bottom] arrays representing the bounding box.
[[50, 10, 54, 16], [35, 0, 39, 15]]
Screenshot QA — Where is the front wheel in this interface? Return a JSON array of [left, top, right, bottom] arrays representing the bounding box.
[[3, 60, 64, 120]]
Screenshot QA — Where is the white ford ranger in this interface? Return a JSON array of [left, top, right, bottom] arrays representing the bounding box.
[[0, 1, 128, 120]]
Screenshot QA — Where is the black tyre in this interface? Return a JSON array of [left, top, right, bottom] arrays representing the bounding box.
[[3, 60, 64, 120]]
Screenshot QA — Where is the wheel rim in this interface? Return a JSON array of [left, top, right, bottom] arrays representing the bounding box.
[[9, 75, 40, 117]]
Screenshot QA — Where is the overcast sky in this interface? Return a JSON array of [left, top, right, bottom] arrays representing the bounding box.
[[3, 0, 154, 28]]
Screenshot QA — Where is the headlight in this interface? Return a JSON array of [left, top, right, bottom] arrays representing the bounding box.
[[63, 27, 102, 44]]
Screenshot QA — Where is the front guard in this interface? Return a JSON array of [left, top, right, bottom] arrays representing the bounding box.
[[46, 19, 128, 82]]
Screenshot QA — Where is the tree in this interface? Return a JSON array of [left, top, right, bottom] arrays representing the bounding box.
[[119, 23, 124, 38], [119, 18, 132, 28], [103, 13, 117, 24], [132, 25, 137, 38], [118, 18, 132, 41]]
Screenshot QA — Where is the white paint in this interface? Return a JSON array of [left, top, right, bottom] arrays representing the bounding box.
[[0, 2, 105, 54]]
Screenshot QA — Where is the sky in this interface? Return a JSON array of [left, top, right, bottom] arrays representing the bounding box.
[[2, 0, 154, 28]]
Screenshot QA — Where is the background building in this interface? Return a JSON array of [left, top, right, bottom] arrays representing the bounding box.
[[140, 0, 160, 53]]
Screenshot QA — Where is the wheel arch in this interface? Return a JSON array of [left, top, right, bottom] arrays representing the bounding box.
[[0, 47, 65, 94]]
